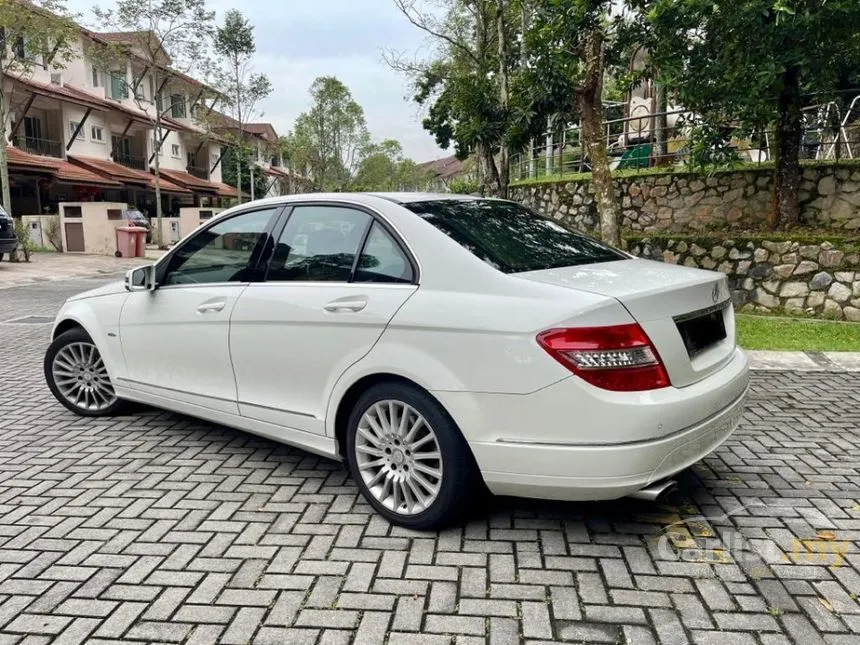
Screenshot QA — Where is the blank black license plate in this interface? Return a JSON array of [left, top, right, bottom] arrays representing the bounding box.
[[675, 307, 727, 358]]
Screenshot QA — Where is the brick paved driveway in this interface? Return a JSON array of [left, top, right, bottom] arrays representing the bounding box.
[[0, 278, 858, 645]]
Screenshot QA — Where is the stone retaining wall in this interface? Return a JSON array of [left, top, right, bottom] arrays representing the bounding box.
[[627, 237, 860, 321], [511, 164, 860, 233]]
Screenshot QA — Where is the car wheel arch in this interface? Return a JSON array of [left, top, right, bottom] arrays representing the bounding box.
[[332, 373, 480, 473], [53, 318, 87, 340]]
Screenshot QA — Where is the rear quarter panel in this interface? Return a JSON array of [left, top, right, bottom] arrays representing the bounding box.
[[324, 282, 637, 437]]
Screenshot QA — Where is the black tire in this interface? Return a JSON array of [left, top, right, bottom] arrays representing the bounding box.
[[44, 328, 126, 417], [345, 381, 481, 530], [115, 250, 122, 257], [0, 253, 4, 262]]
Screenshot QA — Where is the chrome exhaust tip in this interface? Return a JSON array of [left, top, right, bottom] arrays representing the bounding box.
[[628, 479, 677, 501]]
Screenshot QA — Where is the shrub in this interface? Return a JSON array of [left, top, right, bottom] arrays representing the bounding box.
[[448, 179, 480, 195], [44, 215, 63, 251], [12, 218, 37, 262]]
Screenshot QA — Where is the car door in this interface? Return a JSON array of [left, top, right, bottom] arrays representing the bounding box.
[[118, 207, 280, 414], [230, 203, 418, 434]]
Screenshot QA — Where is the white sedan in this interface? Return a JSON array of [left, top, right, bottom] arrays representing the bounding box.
[[44, 193, 749, 529]]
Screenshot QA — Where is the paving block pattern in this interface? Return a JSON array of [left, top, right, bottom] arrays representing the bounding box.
[[0, 279, 858, 644]]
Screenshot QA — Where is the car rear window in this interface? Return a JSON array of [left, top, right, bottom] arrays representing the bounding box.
[[405, 199, 625, 273]]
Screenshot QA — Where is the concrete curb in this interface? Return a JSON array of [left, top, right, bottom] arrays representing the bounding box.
[[747, 350, 860, 372]]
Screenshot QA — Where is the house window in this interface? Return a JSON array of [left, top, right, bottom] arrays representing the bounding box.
[[170, 94, 186, 119], [109, 71, 128, 100], [171, 144, 181, 158], [69, 120, 83, 140], [91, 66, 101, 87], [91, 126, 104, 142], [112, 135, 131, 158]]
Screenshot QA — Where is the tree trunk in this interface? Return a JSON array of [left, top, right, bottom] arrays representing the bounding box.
[[771, 66, 802, 229], [235, 62, 244, 204], [578, 29, 620, 246], [236, 149, 243, 204], [496, 1, 509, 198], [153, 125, 164, 248], [0, 89, 11, 215]]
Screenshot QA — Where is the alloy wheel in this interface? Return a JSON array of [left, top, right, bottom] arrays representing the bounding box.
[[51, 342, 117, 412], [354, 400, 444, 515]]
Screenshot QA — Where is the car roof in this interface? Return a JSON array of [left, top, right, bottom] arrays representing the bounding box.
[[232, 192, 495, 211], [365, 192, 484, 204]]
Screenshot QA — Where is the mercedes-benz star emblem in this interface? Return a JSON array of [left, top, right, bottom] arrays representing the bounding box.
[[712, 282, 721, 303]]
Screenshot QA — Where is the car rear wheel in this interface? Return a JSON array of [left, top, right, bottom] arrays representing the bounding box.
[[44, 329, 125, 417], [346, 382, 480, 530]]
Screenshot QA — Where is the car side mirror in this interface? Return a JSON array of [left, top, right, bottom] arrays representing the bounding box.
[[125, 264, 156, 292]]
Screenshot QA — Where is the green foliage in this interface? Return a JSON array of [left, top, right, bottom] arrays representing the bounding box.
[[44, 215, 63, 251], [12, 217, 36, 262], [291, 77, 370, 191], [627, 0, 860, 226], [391, 0, 524, 194], [93, 0, 214, 74], [207, 9, 272, 204], [448, 179, 479, 194], [211, 10, 272, 134], [220, 147, 267, 199]]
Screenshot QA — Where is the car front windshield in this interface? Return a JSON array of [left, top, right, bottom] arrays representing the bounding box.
[[405, 199, 625, 273]]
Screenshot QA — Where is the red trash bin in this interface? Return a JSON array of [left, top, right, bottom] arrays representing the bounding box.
[[131, 226, 147, 257], [115, 226, 147, 257], [115, 226, 136, 257]]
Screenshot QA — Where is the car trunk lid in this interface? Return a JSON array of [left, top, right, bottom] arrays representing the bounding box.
[[516, 259, 736, 387]]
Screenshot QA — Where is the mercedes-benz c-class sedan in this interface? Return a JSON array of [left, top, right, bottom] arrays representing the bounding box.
[[44, 193, 749, 529]]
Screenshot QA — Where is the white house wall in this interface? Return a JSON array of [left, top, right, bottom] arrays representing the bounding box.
[[208, 142, 223, 184]]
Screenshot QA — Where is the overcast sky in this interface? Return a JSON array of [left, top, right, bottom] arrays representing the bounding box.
[[70, 0, 447, 161]]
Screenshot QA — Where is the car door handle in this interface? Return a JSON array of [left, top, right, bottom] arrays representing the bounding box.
[[323, 297, 367, 313], [197, 301, 226, 314]]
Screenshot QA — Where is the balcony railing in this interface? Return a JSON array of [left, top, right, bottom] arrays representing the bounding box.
[[14, 136, 62, 158], [187, 165, 209, 180], [114, 153, 148, 171]]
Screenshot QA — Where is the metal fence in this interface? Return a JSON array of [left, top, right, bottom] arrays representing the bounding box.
[[510, 94, 860, 182]]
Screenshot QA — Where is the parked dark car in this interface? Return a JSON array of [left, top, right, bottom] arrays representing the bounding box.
[[0, 206, 17, 261], [124, 209, 150, 230]]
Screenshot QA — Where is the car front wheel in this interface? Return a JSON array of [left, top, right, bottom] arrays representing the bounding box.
[[346, 382, 480, 530], [44, 328, 125, 417]]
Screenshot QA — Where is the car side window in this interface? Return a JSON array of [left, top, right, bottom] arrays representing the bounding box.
[[162, 208, 276, 286], [267, 205, 371, 282], [354, 222, 414, 283]]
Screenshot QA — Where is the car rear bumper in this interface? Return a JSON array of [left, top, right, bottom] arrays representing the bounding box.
[[434, 347, 749, 501]]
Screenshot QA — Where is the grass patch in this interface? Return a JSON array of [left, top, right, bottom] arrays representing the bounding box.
[[736, 314, 860, 351]]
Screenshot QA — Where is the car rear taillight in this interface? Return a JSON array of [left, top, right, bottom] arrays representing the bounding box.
[[536, 323, 670, 391]]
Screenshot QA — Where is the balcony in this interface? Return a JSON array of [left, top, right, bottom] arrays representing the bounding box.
[[114, 153, 148, 172], [188, 165, 209, 180], [13, 136, 62, 159]]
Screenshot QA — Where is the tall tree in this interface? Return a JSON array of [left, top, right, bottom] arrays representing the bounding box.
[[524, 0, 622, 245], [92, 0, 215, 246], [212, 9, 271, 204], [389, 0, 522, 198], [292, 77, 370, 191], [631, 0, 860, 228], [0, 0, 77, 216], [352, 139, 404, 191]]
